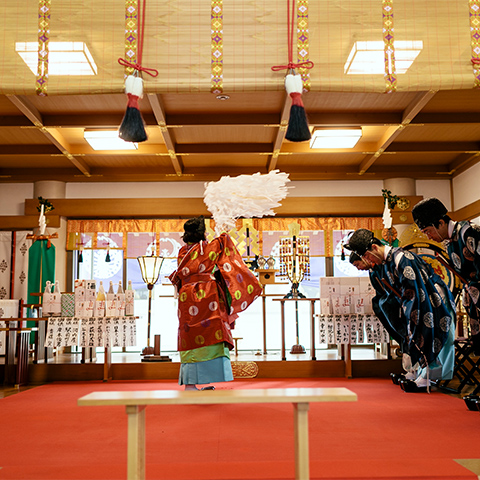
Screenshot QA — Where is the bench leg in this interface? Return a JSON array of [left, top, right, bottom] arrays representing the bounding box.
[[126, 405, 146, 480], [293, 402, 310, 480]]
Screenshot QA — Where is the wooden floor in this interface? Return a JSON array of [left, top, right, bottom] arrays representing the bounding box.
[[2, 347, 480, 478], [0, 344, 403, 390], [1, 345, 479, 401]]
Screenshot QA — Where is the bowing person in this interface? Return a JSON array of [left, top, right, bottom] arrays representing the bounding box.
[[412, 197, 480, 355], [345, 229, 456, 392]]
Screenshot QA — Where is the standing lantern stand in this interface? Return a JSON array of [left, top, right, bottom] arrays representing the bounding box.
[[137, 254, 170, 361]]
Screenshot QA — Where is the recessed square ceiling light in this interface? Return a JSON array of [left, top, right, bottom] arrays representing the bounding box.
[[84, 130, 138, 151], [16, 41, 97, 76], [344, 41, 423, 75], [310, 128, 363, 149]]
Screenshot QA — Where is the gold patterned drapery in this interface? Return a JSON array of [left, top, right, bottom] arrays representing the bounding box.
[[67, 216, 384, 257]]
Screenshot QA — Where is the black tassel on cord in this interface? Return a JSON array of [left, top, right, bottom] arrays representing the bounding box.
[[118, 75, 148, 143], [286, 92, 311, 142], [284, 73, 311, 143]]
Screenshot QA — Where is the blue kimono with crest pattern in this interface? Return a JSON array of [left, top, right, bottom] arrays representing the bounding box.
[[446, 220, 480, 351], [371, 247, 455, 368]]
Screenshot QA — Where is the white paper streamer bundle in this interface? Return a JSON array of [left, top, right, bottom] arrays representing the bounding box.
[[204, 170, 291, 233], [382, 198, 392, 229]]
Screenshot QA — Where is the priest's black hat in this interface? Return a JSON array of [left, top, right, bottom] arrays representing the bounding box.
[[349, 251, 362, 264], [412, 198, 448, 230], [344, 228, 374, 257]]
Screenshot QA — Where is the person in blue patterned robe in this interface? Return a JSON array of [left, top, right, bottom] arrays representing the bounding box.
[[346, 229, 456, 389], [349, 251, 407, 349], [412, 197, 480, 354]]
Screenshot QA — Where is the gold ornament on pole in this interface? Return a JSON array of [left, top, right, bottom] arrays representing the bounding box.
[[279, 222, 311, 354]]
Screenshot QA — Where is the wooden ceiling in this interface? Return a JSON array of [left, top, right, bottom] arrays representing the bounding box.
[[1, 88, 480, 184], [1, 1, 478, 186]]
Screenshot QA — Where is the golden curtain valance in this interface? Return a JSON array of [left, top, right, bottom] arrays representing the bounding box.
[[67, 217, 384, 257]]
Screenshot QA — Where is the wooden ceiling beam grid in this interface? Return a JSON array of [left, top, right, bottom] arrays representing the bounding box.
[[448, 152, 480, 177], [147, 93, 183, 176], [386, 141, 480, 153], [411, 112, 480, 124], [267, 94, 290, 172], [358, 91, 437, 175], [176, 143, 274, 154], [166, 113, 280, 126], [6, 95, 92, 177]]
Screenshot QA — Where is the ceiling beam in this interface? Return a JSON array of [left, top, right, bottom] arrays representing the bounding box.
[[449, 152, 480, 176], [166, 113, 281, 126], [147, 93, 183, 176], [14, 111, 480, 129], [20, 195, 421, 218], [0, 116, 35, 127], [177, 143, 273, 154], [0, 164, 453, 183], [6, 95, 92, 177], [401, 90, 437, 124], [1, 140, 476, 157], [358, 91, 437, 175], [308, 112, 402, 126], [411, 112, 480, 124], [6, 94, 44, 126], [0, 145, 62, 155], [387, 141, 480, 152], [268, 93, 290, 171]]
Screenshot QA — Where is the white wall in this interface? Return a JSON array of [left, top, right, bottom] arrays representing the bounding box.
[[0, 183, 33, 215], [66, 182, 206, 198], [452, 162, 480, 210], [0, 179, 456, 216], [415, 179, 452, 211], [65, 180, 387, 199]]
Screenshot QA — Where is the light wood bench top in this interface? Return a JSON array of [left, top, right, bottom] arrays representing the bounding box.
[[78, 387, 357, 480], [78, 387, 357, 407]]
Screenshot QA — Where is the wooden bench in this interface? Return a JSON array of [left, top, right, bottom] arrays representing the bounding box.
[[78, 387, 357, 480]]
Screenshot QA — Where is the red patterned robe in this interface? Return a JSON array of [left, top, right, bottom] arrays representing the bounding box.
[[169, 233, 263, 352]]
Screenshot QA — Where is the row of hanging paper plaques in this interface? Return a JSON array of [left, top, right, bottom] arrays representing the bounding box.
[[45, 317, 137, 348], [318, 314, 389, 345]]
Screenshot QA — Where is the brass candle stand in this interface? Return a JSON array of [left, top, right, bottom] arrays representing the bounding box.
[[279, 223, 311, 354]]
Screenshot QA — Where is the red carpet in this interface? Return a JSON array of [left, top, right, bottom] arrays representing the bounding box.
[[0, 378, 479, 480]]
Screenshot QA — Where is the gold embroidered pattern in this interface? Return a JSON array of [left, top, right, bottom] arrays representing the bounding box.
[[36, 0, 51, 96], [211, 0, 223, 94], [297, 0, 311, 91], [124, 0, 138, 77], [383, 0, 397, 93], [469, 0, 480, 87], [231, 361, 259, 378]]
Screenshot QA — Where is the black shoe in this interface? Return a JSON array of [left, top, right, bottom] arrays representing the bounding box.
[[463, 394, 480, 411], [201, 386, 215, 391], [390, 373, 406, 385], [399, 379, 428, 393]]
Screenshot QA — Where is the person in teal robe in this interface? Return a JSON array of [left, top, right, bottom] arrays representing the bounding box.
[[346, 229, 456, 391], [412, 197, 480, 355]]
